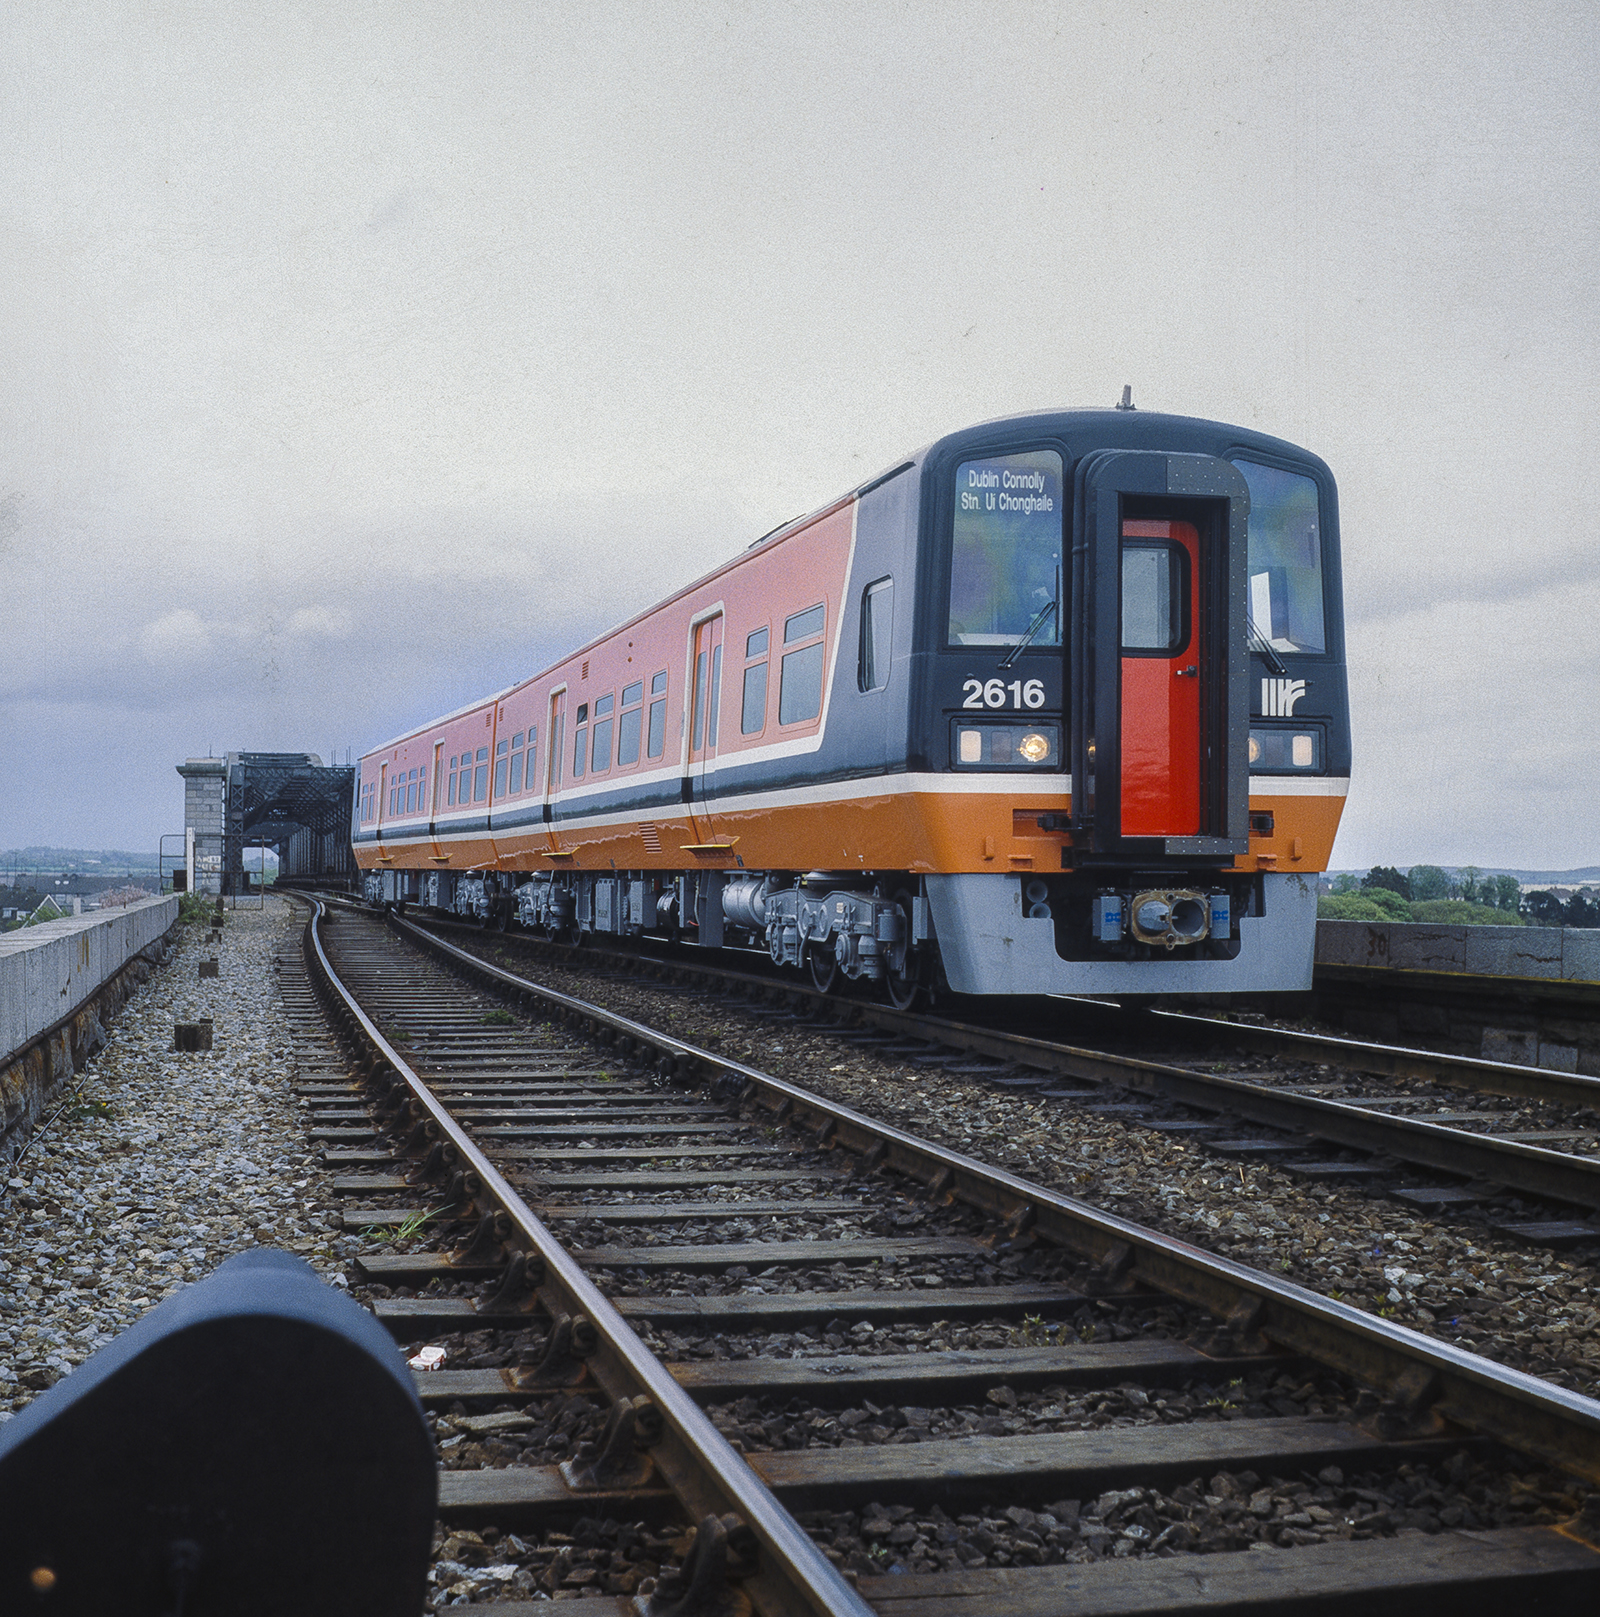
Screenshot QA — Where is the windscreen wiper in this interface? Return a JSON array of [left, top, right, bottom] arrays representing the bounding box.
[[1249, 617, 1289, 676], [999, 600, 1058, 670]]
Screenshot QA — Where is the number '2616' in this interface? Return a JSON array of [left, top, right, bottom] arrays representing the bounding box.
[[962, 678, 1047, 710]]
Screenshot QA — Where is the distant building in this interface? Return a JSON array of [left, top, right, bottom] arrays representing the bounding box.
[[175, 752, 356, 894], [176, 757, 228, 895]]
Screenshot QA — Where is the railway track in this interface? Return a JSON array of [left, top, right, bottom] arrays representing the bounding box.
[[390, 910, 1600, 1248], [282, 897, 1600, 1614]]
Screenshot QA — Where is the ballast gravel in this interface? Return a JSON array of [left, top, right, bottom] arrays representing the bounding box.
[[0, 897, 352, 1413], [464, 940, 1600, 1400]]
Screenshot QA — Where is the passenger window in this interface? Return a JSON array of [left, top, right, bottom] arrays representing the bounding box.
[[1235, 459, 1326, 654], [509, 732, 524, 794], [591, 694, 613, 773], [1121, 543, 1187, 653], [473, 747, 489, 803], [706, 645, 722, 745], [858, 577, 893, 691], [406, 770, 417, 814], [692, 650, 707, 750], [779, 605, 826, 725], [447, 761, 457, 807], [494, 740, 509, 799], [524, 727, 537, 792], [419, 765, 428, 813], [742, 628, 769, 735], [948, 449, 1062, 646], [572, 704, 587, 779], [785, 604, 824, 643], [618, 683, 643, 766], [742, 663, 768, 734], [647, 670, 667, 759]]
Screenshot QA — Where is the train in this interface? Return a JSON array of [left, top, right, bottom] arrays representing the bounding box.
[[353, 404, 1348, 1003]]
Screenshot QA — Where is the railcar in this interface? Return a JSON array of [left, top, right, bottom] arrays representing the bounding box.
[[353, 405, 1348, 1003]]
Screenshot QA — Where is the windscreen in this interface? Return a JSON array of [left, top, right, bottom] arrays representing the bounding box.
[[948, 449, 1063, 645], [1236, 459, 1326, 654]]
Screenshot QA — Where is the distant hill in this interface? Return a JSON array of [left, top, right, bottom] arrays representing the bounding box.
[[0, 846, 161, 872], [1329, 866, 1600, 886]]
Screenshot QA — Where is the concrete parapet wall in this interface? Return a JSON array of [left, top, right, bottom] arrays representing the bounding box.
[[0, 896, 179, 1161], [0, 895, 180, 1062], [1316, 919, 1600, 984]]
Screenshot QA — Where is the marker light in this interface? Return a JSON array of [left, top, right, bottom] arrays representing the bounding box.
[[1018, 731, 1052, 763]]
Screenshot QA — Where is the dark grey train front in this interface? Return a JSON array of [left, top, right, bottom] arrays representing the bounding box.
[[897, 405, 1347, 995]]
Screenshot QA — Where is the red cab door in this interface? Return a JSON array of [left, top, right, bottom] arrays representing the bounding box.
[[1119, 519, 1201, 836]]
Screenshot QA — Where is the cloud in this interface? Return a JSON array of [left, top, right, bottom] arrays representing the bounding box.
[[139, 609, 214, 664], [285, 605, 352, 639]]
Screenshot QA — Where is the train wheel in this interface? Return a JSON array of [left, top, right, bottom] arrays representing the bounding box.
[[808, 944, 838, 994], [882, 963, 920, 1011]]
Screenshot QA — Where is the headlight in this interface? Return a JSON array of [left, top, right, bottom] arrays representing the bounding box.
[[953, 722, 1061, 768], [1248, 727, 1322, 771]]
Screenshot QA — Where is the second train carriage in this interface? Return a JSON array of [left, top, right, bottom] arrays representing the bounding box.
[[353, 406, 1349, 1001]]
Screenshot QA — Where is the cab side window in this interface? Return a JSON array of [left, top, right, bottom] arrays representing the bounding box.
[[858, 578, 892, 691]]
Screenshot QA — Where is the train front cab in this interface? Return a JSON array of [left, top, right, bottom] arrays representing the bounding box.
[[918, 418, 1346, 997]]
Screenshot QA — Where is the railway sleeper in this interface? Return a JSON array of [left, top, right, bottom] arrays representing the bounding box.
[[303, 900, 1600, 1611]]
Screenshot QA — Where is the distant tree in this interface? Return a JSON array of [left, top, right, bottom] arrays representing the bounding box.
[[1456, 865, 1482, 904], [1363, 866, 1411, 899], [1364, 887, 1413, 920], [1522, 890, 1565, 927], [1488, 875, 1522, 912], [1331, 872, 1361, 895], [1564, 893, 1600, 929], [1318, 893, 1389, 921], [1408, 865, 1452, 902]]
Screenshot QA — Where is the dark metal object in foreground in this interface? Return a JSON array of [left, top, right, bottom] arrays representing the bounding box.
[[0, 1249, 436, 1614]]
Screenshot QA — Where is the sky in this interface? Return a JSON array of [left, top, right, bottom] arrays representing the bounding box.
[[2, 1, 1596, 869]]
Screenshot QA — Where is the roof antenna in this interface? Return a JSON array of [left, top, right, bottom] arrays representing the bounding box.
[[1116, 384, 1135, 411]]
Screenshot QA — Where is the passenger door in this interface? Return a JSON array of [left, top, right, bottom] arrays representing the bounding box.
[[543, 686, 567, 854], [1119, 520, 1201, 835], [686, 614, 724, 844]]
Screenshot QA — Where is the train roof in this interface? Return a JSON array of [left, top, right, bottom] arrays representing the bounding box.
[[916, 406, 1333, 479], [360, 405, 1333, 762]]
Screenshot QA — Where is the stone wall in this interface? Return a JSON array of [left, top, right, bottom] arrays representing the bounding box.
[[1316, 919, 1600, 983], [1314, 918, 1600, 1073]]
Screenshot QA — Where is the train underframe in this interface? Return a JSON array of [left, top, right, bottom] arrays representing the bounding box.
[[361, 861, 1317, 1001]]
